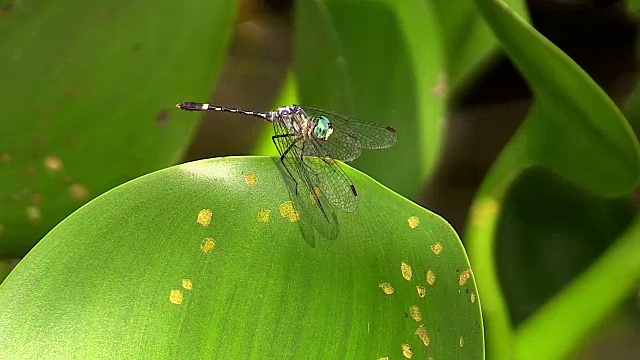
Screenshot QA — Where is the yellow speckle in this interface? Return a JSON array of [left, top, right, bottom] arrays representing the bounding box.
[[44, 155, 63, 172], [169, 289, 183, 304], [401, 261, 412, 281], [459, 335, 464, 348], [415, 325, 430, 347], [243, 172, 257, 186], [200, 237, 215, 254], [182, 279, 193, 290], [279, 201, 300, 222], [26, 206, 41, 222], [287, 210, 300, 222], [0, 153, 12, 163], [471, 198, 499, 226], [197, 209, 212, 226], [257, 210, 271, 223], [426, 269, 436, 286], [471, 292, 476, 303], [459, 268, 472, 286], [409, 305, 422, 322], [401, 343, 413, 358], [379, 282, 394, 295], [309, 187, 321, 203], [377, 357, 389, 360], [407, 216, 420, 228], [69, 184, 89, 201], [279, 201, 294, 216], [430, 242, 443, 255], [430, 73, 448, 98], [416, 286, 426, 298]]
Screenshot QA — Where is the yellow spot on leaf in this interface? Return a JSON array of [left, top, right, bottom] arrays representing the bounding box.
[[0, 153, 12, 163], [26, 206, 41, 222], [401, 343, 413, 359], [459, 268, 472, 286], [401, 262, 412, 281], [416, 286, 426, 298], [309, 187, 321, 203], [243, 172, 257, 186], [430, 242, 443, 255], [279, 201, 294, 216], [169, 289, 183, 304], [409, 305, 422, 322], [182, 279, 193, 290], [69, 184, 89, 201], [257, 210, 271, 223], [288, 210, 300, 222], [279, 201, 300, 222], [407, 216, 420, 228], [415, 325, 430, 347], [197, 209, 212, 226], [459, 335, 464, 348], [201, 237, 215, 254], [377, 357, 389, 360], [426, 269, 436, 286], [44, 155, 63, 172], [471, 292, 477, 303], [379, 282, 394, 295]]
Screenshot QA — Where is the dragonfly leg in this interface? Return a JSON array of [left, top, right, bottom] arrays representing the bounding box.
[[273, 135, 299, 194]]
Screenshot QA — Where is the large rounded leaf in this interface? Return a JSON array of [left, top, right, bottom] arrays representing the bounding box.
[[0, 157, 483, 359], [0, 1, 238, 256]]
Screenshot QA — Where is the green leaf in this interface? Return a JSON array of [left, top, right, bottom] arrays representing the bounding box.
[[294, 0, 446, 198], [0, 157, 483, 359], [496, 169, 636, 325], [464, 0, 640, 359], [514, 212, 640, 360], [252, 71, 298, 157], [0, 1, 238, 256], [432, 0, 529, 96], [625, 0, 640, 17]]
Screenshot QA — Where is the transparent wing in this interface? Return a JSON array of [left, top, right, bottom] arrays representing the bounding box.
[[271, 118, 296, 158], [301, 137, 358, 212], [302, 128, 362, 162], [272, 119, 331, 217], [303, 106, 398, 150]]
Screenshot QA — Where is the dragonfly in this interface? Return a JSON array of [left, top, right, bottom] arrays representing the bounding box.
[[176, 102, 397, 218]]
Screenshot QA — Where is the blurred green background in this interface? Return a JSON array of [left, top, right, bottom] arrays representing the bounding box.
[[1, 0, 639, 359]]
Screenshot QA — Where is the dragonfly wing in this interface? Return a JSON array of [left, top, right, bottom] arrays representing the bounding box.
[[302, 137, 358, 212], [272, 119, 330, 218], [302, 127, 362, 162], [303, 107, 397, 150]]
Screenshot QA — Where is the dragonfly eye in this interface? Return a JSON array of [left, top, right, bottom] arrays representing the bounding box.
[[313, 116, 333, 140]]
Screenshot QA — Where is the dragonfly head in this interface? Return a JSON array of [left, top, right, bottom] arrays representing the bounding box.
[[313, 115, 334, 141]]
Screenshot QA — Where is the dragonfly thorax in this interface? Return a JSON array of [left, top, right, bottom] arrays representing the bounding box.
[[274, 104, 319, 139]]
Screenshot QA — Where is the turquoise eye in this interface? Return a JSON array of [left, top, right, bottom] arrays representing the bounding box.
[[313, 116, 332, 140]]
